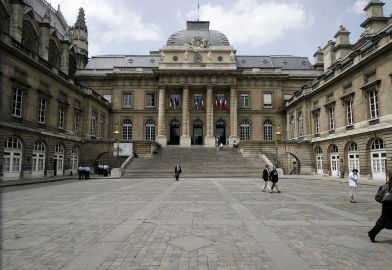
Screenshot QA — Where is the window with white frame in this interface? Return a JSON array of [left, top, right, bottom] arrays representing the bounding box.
[[146, 93, 156, 107], [240, 94, 249, 108], [289, 115, 295, 139], [346, 99, 354, 126], [122, 93, 133, 108], [145, 119, 155, 140], [348, 142, 360, 172], [263, 93, 272, 108], [314, 113, 320, 134], [58, 106, 65, 129], [70, 146, 79, 172], [263, 120, 273, 141], [122, 119, 133, 140], [91, 111, 97, 136], [32, 141, 45, 176], [3, 137, 23, 177], [11, 88, 23, 117], [240, 120, 251, 140], [297, 112, 304, 137], [327, 107, 335, 130], [74, 110, 81, 131], [315, 146, 323, 175], [370, 138, 386, 181], [368, 90, 379, 120], [38, 98, 47, 124]]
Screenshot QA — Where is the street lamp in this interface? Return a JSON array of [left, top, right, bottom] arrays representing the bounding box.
[[113, 120, 120, 168], [275, 124, 282, 168]]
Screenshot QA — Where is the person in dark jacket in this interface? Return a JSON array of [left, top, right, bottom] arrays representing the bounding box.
[[270, 166, 280, 193], [174, 164, 182, 181], [368, 173, 392, 242], [261, 165, 271, 192]]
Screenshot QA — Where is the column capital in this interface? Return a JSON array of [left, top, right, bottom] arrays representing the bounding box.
[[230, 84, 237, 89], [206, 84, 213, 90], [182, 84, 190, 89], [158, 84, 165, 90]]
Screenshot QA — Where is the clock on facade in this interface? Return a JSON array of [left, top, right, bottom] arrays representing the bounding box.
[[193, 54, 203, 63]]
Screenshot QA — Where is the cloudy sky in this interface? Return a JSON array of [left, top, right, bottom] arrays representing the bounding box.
[[48, 0, 392, 63]]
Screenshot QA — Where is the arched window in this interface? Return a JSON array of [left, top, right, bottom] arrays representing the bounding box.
[[3, 137, 23, 178], [315, 146, 323, 175], [70, 146, 79, 173], [348, 142, 360, 172], [32, 141, 46, 177], [122, 119, 133, 140], [145, 120, 156, 140], [69, 48, 77, 77], [48, 40, 61, 69], [263, 120, 273, 141], [21, 19, 39, 54], [54, 143, 64, 176], [289, 115, 295, 139], [240, 120, 251, 141], [370, 138, 386, 181], [297, 112, 304, 137], [0, 3, 10, 34], [330, 144, 339, 177]]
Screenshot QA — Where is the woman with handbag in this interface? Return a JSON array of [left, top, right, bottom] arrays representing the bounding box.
[[368, 173, 392, 242]]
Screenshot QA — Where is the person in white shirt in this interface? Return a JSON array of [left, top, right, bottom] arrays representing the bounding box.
[[348, 169, 359, 203]]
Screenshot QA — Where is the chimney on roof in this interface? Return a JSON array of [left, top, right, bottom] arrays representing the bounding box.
[[333, 25, 352, 60], [323, 40, 336, 70], [361, 0, 388, 36], [313, 47, 324, 71]]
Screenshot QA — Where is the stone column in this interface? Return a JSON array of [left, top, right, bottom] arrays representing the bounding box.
[[39, 21, 50, 61], [229, 85, 239, 147], [180, 85, 191, 146], [156, 85, 167, 146], [205, 85, 215, 146], [10, 0, 25, 43], [60, 38, 70, 75]]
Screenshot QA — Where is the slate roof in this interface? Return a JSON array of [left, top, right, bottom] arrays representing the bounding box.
[[236, 56, 314, 70], [84, 55, 160, 69], [25, 0, 68, 37]]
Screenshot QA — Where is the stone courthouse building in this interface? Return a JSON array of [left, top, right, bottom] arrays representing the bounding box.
[[0, 0, 391, 181]]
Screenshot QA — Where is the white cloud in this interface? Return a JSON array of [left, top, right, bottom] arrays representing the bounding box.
[[48, 0, 162, 55], [186, 0, 310, 47], [348, 0, 367, 14]]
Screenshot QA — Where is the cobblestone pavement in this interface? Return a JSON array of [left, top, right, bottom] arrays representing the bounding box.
[[1, 177, 392, 270]]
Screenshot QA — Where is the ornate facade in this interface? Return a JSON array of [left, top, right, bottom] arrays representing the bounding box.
[[1, 0, 391, 181]]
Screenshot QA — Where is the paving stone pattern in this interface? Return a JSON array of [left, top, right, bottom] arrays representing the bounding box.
[[1, 177, 392, 270]]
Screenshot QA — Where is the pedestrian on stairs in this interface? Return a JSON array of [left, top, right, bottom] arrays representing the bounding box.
[[261, 165, 271, 192], [175, 163, 182, 181]]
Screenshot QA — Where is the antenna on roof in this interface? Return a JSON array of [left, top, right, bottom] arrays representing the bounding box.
[[197, 0, 200, 21]]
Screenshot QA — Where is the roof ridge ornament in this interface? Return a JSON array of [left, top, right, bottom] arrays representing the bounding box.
[[186, 36, 211, 52]]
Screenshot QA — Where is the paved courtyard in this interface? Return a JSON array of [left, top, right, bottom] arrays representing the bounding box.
[[1, 177, 392, 270]]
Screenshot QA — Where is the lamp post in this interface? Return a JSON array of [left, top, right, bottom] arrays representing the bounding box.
[[275, 124, 282, 168], [113, 120, 120, 168]]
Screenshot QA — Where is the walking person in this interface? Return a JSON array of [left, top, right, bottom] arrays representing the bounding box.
[[270, 166, 281, 193], [78, 165, 83, 180], [368, 173, 392, 242], [103, 164, 109, 177], [85, 166, 90, 179], [348, 169, 359, 203], [261, 165, 271, 192], [174, 163, 182, 181]]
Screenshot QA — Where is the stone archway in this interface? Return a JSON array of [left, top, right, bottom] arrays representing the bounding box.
[[277, 143, 313, 174]]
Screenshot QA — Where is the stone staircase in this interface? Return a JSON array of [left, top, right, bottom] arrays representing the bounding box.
[[123, 146, 265, 178]]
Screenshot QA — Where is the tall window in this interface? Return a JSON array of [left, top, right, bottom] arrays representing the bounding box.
[[297, 112, 304, 137], [315, 146, 323, 175], [145, 120, 155, 140], [328, 107, 335, 130], [99, 114, 105, 139], [122, 93, 133, 108], [38, 98, 47, 124], [240, 94, 249, 108], [368, 90, 379, 120], [263, 93, 272, 108], [146, 93, 156, 107], [289, 115, 295, 139], [74, 111, 81, 131], [330, 144, 339, 177], [240, 120, 251, 140], [12, 88, 23, 117], [58, 106, 65, 128], [70, 146, 79, 172], [314, 113, 320, 134], [348, 142, 360, 172], [263, 120, 273, 141], [91, 111, 97, 136], [122, 120, 133, 140], [3, 137, 23, 178], [370, 138, 386, 181], [32, 141, 45, 177], [346, 100, 353, 126]]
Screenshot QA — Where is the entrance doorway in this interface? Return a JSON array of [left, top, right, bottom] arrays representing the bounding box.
[[216, 119, 226, 145], [330, 144, 339, 177], [169, 119, 180, 145], [193, 119, 203, 145]]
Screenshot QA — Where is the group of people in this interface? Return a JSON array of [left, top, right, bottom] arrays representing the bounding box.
[[261, 164, 280, 193], [97, 164, 110, 177], [77, 165, 91, 180]]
